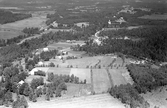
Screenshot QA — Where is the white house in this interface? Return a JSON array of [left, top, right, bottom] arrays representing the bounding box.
[[18, 80, 24, 85], [38, 61, 44, 66], [124, 36, 130, 40], [43, 48, 49, 52], [74, 22, 89, 28]]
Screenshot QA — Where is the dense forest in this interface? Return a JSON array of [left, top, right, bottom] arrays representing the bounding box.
[[109, 63, 167, 108], [81, 26, 167, 62], [109, 84, 149, 108], [0, 10, 32, 24], [45, 0, 167, 29], [127, 64, 167, 93]]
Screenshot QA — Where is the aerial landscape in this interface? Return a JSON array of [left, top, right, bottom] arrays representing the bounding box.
[[0, 0, 167, 108]]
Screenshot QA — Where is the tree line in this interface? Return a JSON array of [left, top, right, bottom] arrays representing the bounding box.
[[0, 9, 32, 24]]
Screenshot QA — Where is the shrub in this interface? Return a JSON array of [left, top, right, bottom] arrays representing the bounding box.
[[30, 77, 44, 90]]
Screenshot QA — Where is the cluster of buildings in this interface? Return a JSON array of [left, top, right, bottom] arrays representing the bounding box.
[[108, 17, 126, 28], [130, 60, 146, 64]]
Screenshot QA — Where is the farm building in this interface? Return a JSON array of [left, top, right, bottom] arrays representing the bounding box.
[[29, 67, 49, 75], [74, 22, 89, 28], [51, 21, 58, 28], [43, 47, 49, 52]]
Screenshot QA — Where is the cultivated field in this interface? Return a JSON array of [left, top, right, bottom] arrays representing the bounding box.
[[28, 93, 125, 108], [0, 11, 49, 40], [66, 83, 92, 97], [70, 68, 91, 83], [99, 56, 115, 67], [92, 69, 111, 93], [109, 69, 128, 86], [47, 42, 74, 50]]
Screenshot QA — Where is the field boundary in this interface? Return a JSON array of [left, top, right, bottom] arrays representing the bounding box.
[[90, 69, 94, 94], [106, 58, 116, 88]]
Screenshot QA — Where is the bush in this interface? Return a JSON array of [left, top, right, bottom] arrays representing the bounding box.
[[30, 77, 44, 90]]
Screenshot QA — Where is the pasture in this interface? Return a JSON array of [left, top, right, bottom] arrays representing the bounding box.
[[92, 69, 111, 93]]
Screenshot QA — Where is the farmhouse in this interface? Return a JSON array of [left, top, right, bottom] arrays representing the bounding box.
[[51, 21, 58, 28], [29, 68, 39, 75]]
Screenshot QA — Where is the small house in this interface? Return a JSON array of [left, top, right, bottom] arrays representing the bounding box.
[[43, 48, 49, 52]]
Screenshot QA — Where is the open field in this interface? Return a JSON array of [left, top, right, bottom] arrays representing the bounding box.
[[142, 86, 167, 108], [99, 56, 115, 67], [70, 68, 91, 83], [0, 11, 49, 40], [112, 57, 123, 68], [0, 16, 47, 30], [109, 69, 128, 86], [92, 69, 111, 93], [139, 14, 167, 20], [28, 93, 125, 108], [47, 42, 74, 50], [66, 83, 92, 97], [47, 67, 71, 75], [0, 29, 23, 39]]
